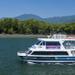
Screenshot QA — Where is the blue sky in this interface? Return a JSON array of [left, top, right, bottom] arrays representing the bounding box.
[[0, 0, 75, 18]]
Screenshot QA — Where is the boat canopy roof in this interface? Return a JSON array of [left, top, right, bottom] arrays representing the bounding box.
[[38, 37, 75, 42], [38, 34, 75, 42], [38, 38, 62, 41]]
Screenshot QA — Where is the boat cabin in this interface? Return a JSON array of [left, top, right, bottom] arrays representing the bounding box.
[[35, 39, 60, 49], [30, 37, 75, 50]]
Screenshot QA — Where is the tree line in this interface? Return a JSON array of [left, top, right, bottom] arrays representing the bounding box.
[[0, 18, 75, 34]]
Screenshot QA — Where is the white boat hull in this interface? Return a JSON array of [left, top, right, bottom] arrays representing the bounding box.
[[18, 56, 75, 63]]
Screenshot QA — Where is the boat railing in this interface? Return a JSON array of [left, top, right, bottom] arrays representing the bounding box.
[[51, 34, 67, 39]]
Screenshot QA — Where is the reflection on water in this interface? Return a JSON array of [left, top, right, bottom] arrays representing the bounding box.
[[0, 38, 75, 75]]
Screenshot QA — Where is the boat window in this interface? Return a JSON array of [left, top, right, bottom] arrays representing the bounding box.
[[42, 41, 45, 45], [63, 41, 75, 49], [31, 51, 68, 55], [46, 42, 60, 49], [37, 41, 45, 45], [36, 41, 41, 45], [27, 50, 32, 54], [71, 51, 75, 55], [40, 41, 45, 45], [46, 42, 60, 45]]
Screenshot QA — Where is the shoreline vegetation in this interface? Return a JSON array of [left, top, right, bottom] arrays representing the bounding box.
[[0, 18, 75, 35], [0, 34, 75, 38], [0, 34, 47, 38]]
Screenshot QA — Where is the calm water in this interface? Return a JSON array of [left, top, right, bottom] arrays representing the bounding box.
[[0, 38, 75, 75]]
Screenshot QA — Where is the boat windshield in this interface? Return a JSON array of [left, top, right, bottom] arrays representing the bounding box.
[[63, 40, 75, 49], [26, 50, 32, 54], [35, 41, 41, 45]]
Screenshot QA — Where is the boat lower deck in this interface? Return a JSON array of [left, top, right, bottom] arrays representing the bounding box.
[[19, 56, 75, 63]]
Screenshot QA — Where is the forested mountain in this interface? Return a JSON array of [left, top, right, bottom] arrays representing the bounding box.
[[15, 14, 75, 23], [45, 15, 75, 23], [15, 14, 43, 20], [0, 14, 75, 34]]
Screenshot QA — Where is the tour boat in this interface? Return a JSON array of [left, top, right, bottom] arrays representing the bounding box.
[[17, 34, 75, 63]]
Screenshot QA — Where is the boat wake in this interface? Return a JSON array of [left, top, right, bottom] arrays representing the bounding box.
[[27, 62, 75, 65]]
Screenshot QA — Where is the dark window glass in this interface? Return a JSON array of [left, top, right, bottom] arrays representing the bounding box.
[[42, 41, 45, 45], [31, 51, 68, 55], [46, 42, 60, 49], [46, 42, 60, 45]]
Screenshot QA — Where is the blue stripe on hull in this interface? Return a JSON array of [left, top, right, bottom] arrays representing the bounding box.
[[19, 56, 75, 63], [56, 57, 75, 61], [27, 56, 75, 62]]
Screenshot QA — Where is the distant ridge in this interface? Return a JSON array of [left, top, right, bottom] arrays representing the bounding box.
[[15, 14, 43, 20], [44, 15, 75, 23], [15, 14, 75, 23]]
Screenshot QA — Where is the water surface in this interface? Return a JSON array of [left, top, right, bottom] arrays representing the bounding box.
[[0, 38, 75, 75]]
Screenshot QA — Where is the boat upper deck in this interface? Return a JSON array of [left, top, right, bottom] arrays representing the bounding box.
[[38, 37, 75, 42], [38, 34, 75, 41]]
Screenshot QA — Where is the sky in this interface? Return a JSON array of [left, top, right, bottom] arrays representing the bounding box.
[[0, 0, 75, 18]]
